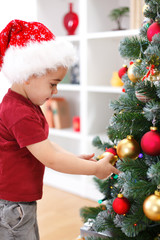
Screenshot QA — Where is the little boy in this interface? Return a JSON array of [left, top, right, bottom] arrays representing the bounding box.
[[0, 20, 120, 240]]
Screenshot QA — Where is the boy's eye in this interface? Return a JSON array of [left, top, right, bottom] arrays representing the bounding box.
[[50, 83, 57, 87]]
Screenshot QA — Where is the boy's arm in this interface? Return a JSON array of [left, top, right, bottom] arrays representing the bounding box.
[[51, 141, 96, 161], [26, 139, 120, 179]]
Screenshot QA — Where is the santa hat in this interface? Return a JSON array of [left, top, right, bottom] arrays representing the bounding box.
[[0, 19, 76, 84]]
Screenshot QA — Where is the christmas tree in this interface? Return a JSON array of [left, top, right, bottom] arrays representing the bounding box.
[[80, 1, 160, 239]]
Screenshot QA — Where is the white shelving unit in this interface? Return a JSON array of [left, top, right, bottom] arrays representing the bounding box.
[[37, 0, 138, 200]]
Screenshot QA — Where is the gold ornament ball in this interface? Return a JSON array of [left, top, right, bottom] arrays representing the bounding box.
[[143, 190, 160, 221], [117, 135, 140, 160], [98, 152, 118, 166], [128, 61, 141, 83]]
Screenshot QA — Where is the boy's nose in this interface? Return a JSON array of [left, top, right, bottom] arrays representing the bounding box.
[[51, 88, 58, 95]]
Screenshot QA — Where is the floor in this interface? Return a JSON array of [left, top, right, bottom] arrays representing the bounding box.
[[37, 185, 98, 240]]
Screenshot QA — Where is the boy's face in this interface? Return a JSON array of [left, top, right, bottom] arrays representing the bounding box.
[[24, 66, 67, 106]]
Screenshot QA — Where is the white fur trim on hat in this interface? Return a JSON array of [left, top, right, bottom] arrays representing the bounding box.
[[1, 39, 76, 84]]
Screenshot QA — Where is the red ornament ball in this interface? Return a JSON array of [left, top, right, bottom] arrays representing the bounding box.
[[118, 65, 128, 79], [112, 194, 130, 215], [101, 147, 118, 166], [105, 147, 117, 155], [141, 127, 160, 156], [147, 22, 160, 42]]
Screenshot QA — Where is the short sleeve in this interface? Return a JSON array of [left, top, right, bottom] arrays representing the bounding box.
[[10, 114, 49, 148]]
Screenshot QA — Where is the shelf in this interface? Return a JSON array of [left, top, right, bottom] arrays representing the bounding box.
[[87, 86, 122, 93], [57, 30, 139, 41], [58, 84, 81, 91], [87, 29, 139, 40], [49, 128, 81, 140], [58, 85, 122, 93]]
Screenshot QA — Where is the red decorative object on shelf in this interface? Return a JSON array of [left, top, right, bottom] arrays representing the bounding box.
[[73, 116, 80, 132], [63, 2, 79, 35]]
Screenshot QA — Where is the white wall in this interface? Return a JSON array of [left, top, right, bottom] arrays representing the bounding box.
[[0, 0, 37, 101], [0, 0, 37, 30]]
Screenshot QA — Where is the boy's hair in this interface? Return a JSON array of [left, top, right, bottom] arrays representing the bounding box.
[[0, 19, 76, 84]]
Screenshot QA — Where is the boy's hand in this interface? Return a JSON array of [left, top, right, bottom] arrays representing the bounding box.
[[95, 153, 120, 179], [79, 153, 97, 162], [27, 139, 119, 179]]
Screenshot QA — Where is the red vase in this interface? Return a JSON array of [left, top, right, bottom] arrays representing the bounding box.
[[63, 3, 79, 35]]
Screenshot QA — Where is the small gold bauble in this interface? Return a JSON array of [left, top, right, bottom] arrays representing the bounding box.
[[143, 190, 160, 221], [117, 135, 140, 160], [99, 152, 118, 166], [128, 63, 141, 83], [110, 155, 118, 165]]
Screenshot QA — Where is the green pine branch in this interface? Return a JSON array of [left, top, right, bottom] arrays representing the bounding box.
[[119, 36, 148, 60], [143, 100, 160, 122], [121, 208, 151, 237], [92, 136, 112, 151], [93, 211, 118, 234], [147, 160, 160, 184], [135, 80, 158, 100], [123, 179, 156, 200], [80, 205, 105, 223], [117, 158, 148, 180], [107, 111, 150, 142], [110, 93, 143, 112], [93, 177, 119, 197], [144, 0, 160, 20]]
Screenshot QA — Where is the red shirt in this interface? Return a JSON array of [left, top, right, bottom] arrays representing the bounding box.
[[0, 89, 49, 202]]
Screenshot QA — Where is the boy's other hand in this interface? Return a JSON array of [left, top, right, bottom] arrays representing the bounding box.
[[79, 153, 97, 162]]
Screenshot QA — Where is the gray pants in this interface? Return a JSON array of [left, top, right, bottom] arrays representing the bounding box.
[[0, 199, 39, 240]]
